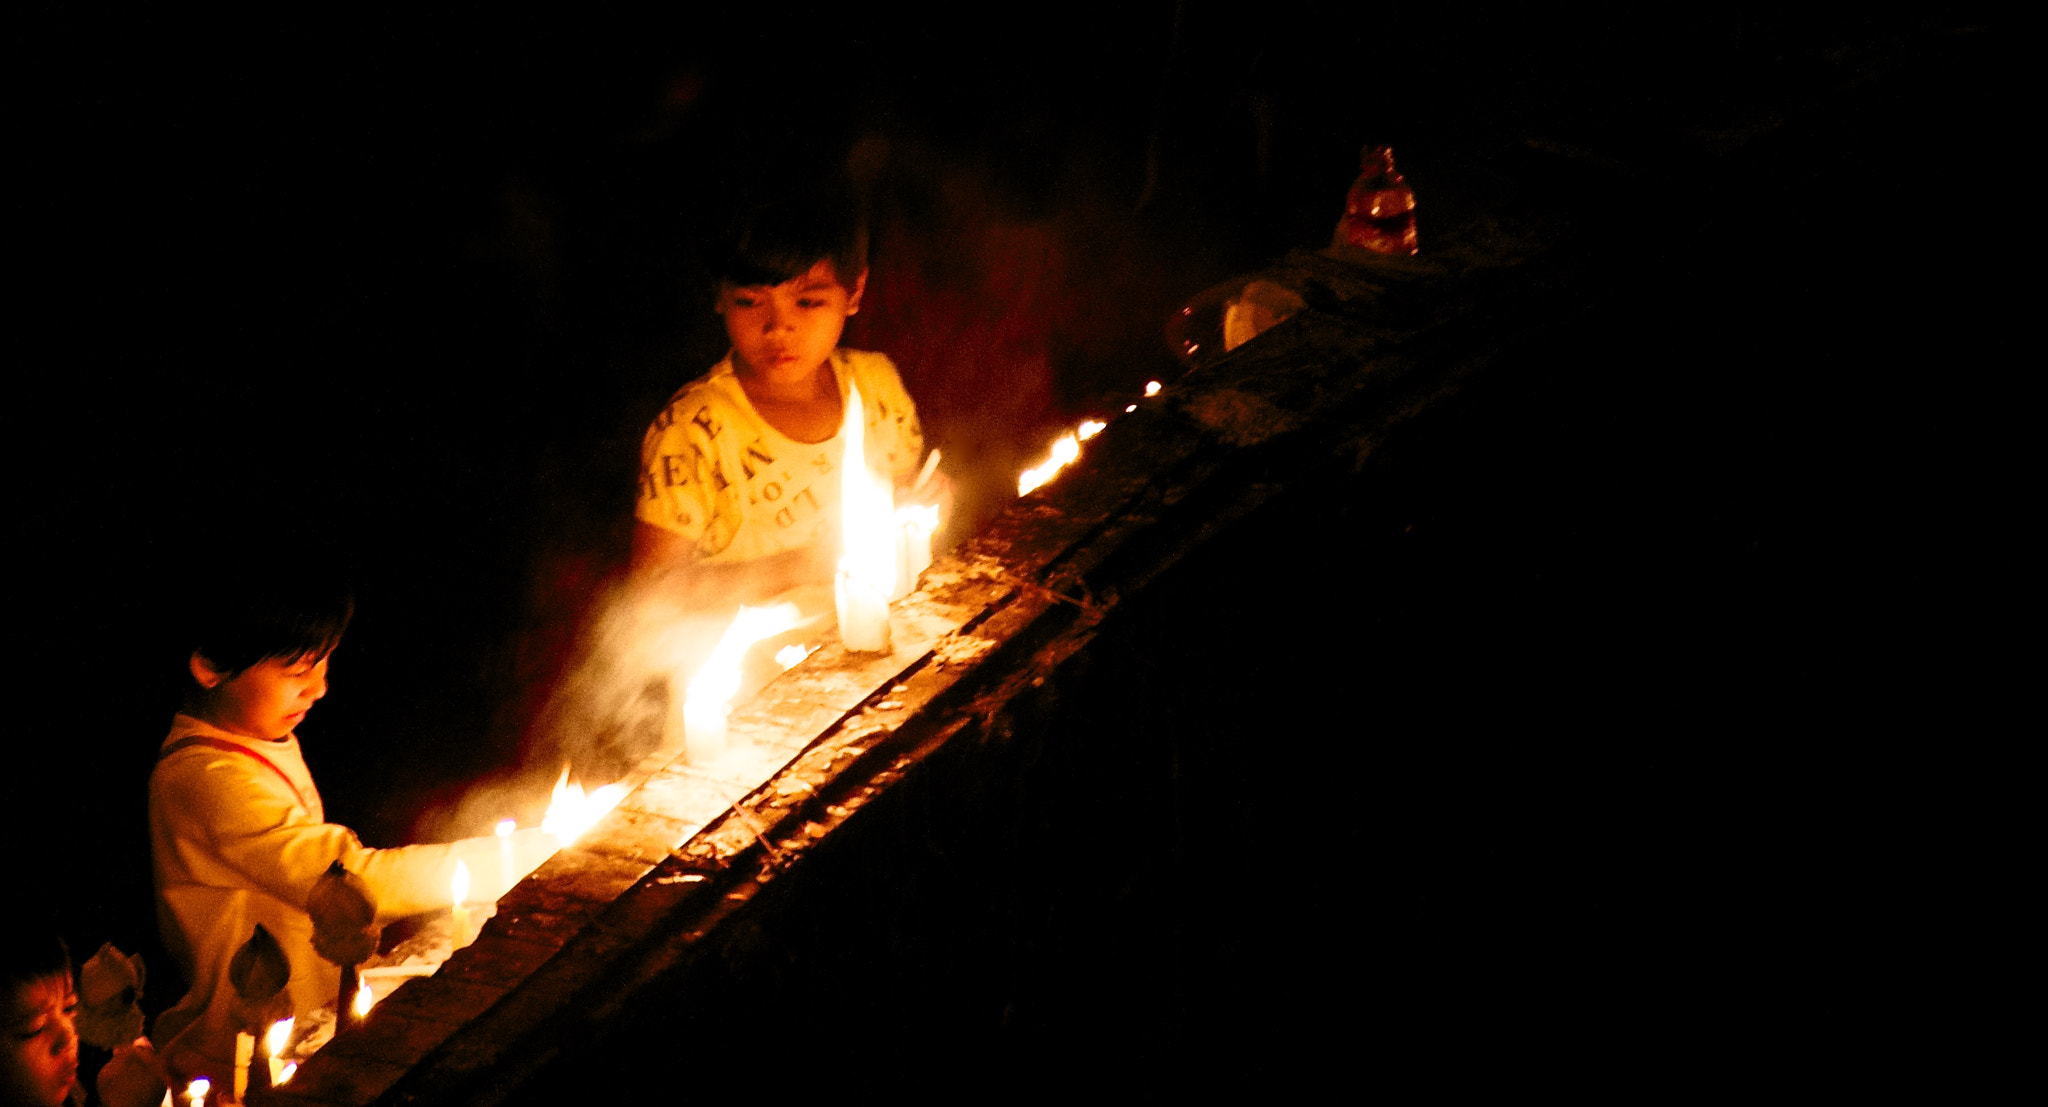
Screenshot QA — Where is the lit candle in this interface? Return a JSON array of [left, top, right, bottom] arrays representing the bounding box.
[[835, 382, 894, 653], [894, 503, 939, 600], [266, 1017, 294, 1086], [233, 1032, 254, 1102], [835, 569, 892, 653], [354, 976, 374, 1019], [496, 818, 516, 892], [451, 860, 474, 949]]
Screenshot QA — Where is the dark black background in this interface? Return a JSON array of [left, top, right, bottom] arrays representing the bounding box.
[[9, 2, 2008, 1058]]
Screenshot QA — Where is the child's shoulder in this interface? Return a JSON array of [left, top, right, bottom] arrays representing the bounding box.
[[836, 348, 908, 390]]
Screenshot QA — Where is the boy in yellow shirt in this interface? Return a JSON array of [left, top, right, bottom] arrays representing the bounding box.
[[632, 192, 943, 612]]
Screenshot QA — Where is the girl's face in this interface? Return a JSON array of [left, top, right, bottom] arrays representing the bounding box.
[[2, 974, 79, 1107], [194, 650, 332, 741]]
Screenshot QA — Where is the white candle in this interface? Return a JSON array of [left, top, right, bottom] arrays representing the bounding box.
[[233, 1032, 254, 1102], [895, 503, 939, 599], [835, 568, 892, 653], [451, 860, 475, 948], [496, 818, 516, 892]]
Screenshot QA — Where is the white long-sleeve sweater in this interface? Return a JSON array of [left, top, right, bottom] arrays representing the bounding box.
[[147, 714, 556, 1081]]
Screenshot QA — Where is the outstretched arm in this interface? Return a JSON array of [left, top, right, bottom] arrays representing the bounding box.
[[629, 522, 833, 612]]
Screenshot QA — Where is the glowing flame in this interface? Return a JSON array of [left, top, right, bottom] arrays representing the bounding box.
[[683, 603, 802, 759], [452, 859, 470, 905], [1144, 380, 1162, 397], [1019, 433, 1081, 496], [774, 643, 814, 670], [353, 977, 374, 1018], [540, 766, 627, 844], [265, 1016, 294, 1085], [1078, 419, 1106, 441], [496, 818, 515, 838], [837, 382, 896, 651], [186, 1078, 209, 1107]]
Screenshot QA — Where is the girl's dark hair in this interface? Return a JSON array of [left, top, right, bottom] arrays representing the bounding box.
[[184, 551, 355, 678], [717, 188, 868, 291], [1, 920, 70, 992]]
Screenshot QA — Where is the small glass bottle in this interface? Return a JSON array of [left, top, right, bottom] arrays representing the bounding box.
[[1333, 145, 1419, 256]]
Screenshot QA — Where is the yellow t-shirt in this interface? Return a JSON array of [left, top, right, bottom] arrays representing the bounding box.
[[635, 349, 924, 565]]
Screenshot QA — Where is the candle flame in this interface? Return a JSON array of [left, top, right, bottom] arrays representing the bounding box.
[[278, 1062, 297, 1084], [1019, 432, 1082, 496], [774, 643, 814, 670], [540, 766, 627, 844], [839, 381, 897, 602], [496, 818, 515, 838], [186, 1078, 209, 1105], [265, 1017, 293, 1058], [686, 603, 802, 712], [1144, 380, 1162, 396], [452, 859, 470, 906], [354, 977, 374, 1018]]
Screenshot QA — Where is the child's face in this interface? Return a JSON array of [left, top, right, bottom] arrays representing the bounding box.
[[717, 261, 865, 384], [2, 974, 78, 1107], [196, 650, 332, 740]]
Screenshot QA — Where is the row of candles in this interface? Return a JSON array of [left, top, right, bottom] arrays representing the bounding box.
[[171, 378, 1163, 1103], [688, 379, 1155, 758], [170, 771, 625, 1104]]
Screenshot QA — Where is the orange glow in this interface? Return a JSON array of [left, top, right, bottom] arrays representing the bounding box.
[[266, 1017, 294, 1085], [540, 766, 627, 844], [1019, 432, 1081, 496], [353, 977, 374, 1018]]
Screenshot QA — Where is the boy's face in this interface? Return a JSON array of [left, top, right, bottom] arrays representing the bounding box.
[[2, 975, 78, 1107], [193, 650, 332, 740], [717, 261, 865, 384]]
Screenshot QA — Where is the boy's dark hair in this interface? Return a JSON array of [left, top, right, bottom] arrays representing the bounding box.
[[182, 550, 355, 679], [716, 188, 868, 291], [1, 920, 70, 992]]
